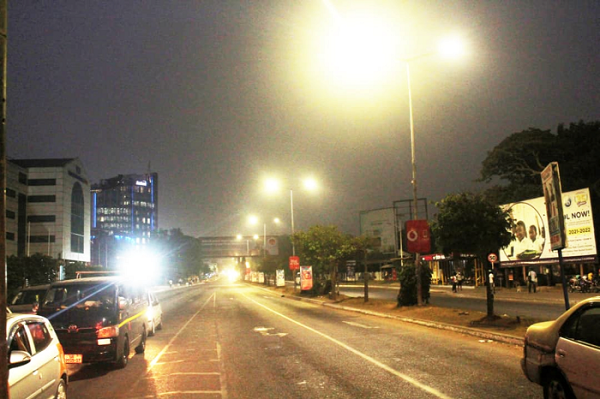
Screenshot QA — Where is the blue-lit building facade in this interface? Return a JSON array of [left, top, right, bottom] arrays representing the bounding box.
[[91, 173, 158, 267]]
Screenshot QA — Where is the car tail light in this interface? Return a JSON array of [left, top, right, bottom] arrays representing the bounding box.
[[97, 325, 119, 338]]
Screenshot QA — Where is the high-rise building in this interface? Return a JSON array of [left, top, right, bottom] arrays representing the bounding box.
[[91, 173, 158, 267], [8, 158, 91, 262]]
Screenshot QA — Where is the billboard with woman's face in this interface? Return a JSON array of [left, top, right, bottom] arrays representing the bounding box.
[[500, 188, 596, 266]]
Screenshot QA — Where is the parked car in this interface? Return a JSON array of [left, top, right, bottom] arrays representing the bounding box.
[[38, 276, 149, 369], [521, 296, 600, 398], [9, 284, 49, 314], [146, 291, 163, 336], [7, 312, 68, 399]]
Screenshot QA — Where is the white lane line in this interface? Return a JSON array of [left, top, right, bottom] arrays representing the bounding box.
[[217, 342, 229, 399], [143, 372, 220, 380], [148, 292, 215, 371], [342, 321, 380, 329], [241, 293, 454, 399]]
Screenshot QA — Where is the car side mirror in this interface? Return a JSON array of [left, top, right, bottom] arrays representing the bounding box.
[[9, 350, 32, 369]]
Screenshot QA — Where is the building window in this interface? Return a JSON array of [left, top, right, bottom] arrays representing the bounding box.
[[71, 183, 85, 254], [27, 178, 57, 186], [6, 210, 15, 219], [28, 195, 56, 203], [6, 232, 15, 241], [27, 215, 56, 223], [18, 172, 27, 184], [6, 188, 16, 198], [29, 235, 56, 243]]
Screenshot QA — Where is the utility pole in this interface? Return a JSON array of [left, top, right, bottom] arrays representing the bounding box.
[[0, 1, 9, 396]]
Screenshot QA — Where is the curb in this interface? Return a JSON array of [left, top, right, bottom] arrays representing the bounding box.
[[253, 283, 524, 347]]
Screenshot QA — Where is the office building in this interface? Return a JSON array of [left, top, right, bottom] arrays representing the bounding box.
[[8, 158, 91, 262]]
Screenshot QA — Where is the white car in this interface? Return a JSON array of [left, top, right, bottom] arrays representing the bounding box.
[[147, 291, 163, 336], [7, 313, 68, 399], [521, 296, 600, 398]]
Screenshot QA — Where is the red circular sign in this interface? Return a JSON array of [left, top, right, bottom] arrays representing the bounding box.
[[488, 253, 498, 263]]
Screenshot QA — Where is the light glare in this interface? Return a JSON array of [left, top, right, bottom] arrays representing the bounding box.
[[438, 36, 465, 59]]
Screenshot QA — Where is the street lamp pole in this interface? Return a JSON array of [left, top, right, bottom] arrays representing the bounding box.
[[405, 60, 423, 306], [290, 188, 295, 256]]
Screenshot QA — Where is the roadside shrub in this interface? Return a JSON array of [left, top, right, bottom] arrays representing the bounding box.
[[398, 263, 432, 306]]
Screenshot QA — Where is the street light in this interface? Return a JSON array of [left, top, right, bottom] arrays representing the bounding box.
[[248, 215, 281, 258], [264, 177, 319, 256]]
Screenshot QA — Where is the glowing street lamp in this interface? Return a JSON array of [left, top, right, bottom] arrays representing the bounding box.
[[319, 4, 466, 305], [264, 177, 319, 256], [248, 215, 281, 258]]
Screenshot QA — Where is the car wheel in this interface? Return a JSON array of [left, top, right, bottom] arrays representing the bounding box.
[[156, 319, 162, 331], [115, 336, 130, 369], [543, 371, 575, 399], [148, 321, 155, 337], [135, 328, 146, 354], [55, 378, 67, 399]]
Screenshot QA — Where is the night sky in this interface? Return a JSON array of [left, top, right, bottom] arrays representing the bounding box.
[[7, 1, 599, 238]]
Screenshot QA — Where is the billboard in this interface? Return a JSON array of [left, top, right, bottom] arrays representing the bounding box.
[[359, 208, 396, 254], [500, 188, 597, 266], [300, 266, 313, 291]]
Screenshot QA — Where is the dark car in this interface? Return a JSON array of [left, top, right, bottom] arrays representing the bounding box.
[[9, 284, 49, 314], [38, 277, 149, 369]]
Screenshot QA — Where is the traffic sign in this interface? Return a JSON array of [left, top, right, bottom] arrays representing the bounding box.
[[488, 253, 498, 263]]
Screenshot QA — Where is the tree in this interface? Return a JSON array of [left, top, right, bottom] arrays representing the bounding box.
[[151, 228, 202, 281], [479, 121, 600, 247], [291, 225, 356, 300], [7, 254, 58, 298], [431, 192, 513, 317]]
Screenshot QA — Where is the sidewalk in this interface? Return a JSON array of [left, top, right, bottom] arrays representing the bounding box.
[[270, 282, 600, 346], [341, 281, 599, 306]]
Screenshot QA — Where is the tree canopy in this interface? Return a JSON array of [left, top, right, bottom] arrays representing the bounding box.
[[291, 225, 356, 276], [479, 121, 600, 204], [431, 192, 513, 261]]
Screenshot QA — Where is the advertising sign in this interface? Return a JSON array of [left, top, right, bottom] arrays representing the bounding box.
[[300, 266, 313, 291], [541, 162, 567, 250], [405, 220, 431, 254], [276, 270, 285, 287], [359, 208, 397, 254], [289, 256, 300, 270], [258, 272, 265, 284], [500, 188, 597, 266]]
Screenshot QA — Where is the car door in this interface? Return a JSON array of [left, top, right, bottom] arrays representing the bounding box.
[[8, 321, 42, 399], [556, 305, 600, 399], [25, 320, 60, 397]]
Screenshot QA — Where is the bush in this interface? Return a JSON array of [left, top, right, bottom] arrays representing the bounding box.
[[397, 263, 432, 306]]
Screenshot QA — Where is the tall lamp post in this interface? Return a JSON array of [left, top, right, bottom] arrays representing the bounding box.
[[265, 177, 318, 257]]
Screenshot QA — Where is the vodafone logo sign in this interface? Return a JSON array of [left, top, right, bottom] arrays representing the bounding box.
[[405, 220, 431, 254], [407, 229, 419, 242]]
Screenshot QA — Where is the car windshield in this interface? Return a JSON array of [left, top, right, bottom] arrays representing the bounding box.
[[11, 289, 46, 305], [43, 283, 116, 310]]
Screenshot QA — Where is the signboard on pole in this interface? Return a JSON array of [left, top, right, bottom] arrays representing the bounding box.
[[541, 162, 567, 250], [276, 269, 285, 287], [300, 266, 313, 291], [289, 256, 300, 270], [405, 220, 431, 254]]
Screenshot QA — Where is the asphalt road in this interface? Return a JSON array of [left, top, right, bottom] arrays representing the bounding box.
[[340, 285, 567, 321], [66, 280, 541, 398]]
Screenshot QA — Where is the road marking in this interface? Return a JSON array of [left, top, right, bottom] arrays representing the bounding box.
[[242, 293, 453, 399], [342, 321, 380, 329], [148, 292, 215, 371], [253, 326, 288, 337]]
